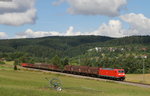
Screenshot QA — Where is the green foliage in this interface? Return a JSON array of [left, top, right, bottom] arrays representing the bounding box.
[[61, 57, 69, 67], [13, 59, 20, 70], [0, 61, 5, 65], [50, 55, 61, 66], [14, 59, 20, 65]]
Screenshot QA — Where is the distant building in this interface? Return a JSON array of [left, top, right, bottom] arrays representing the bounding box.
[[141, 48, 147, 51], [88, 47, 102, 52], [109, 47, 116, 52]]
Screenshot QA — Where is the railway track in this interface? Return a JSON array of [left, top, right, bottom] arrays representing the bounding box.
[[22, 67, 150, 88]]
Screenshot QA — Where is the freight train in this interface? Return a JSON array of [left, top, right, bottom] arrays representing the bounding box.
[[21, 63, 125, 81]]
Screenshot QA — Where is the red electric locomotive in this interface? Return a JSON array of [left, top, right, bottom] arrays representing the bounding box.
[[98, 68, 125, 81]]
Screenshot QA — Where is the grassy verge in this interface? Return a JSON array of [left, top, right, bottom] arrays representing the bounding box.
[[126, 74, 150, 84], [0, 69, 150, 96], [0, 61, 14, 70]]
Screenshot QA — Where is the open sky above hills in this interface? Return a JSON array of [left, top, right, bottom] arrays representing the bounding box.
[[0, 0, 150, 39]]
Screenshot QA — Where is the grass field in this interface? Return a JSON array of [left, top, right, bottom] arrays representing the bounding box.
[[0, 61, 14, 70], [126, 74, 150, 84], [0, 62, 150, 96]]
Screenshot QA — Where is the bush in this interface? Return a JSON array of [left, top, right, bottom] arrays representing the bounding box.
[[0, 61, 5, 64]]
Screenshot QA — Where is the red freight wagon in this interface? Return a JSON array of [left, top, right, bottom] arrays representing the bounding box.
[[34, 63, 60, 71], [28, 63, 34, 68], [99, 68, 125, 80], [40, 64, 49, 69], [49, 65, 60, 71], [71, 66, 80, 73], [33, 63, 41, 68], [79, 66, 89, 74], [64, 65, 73, 72], [88, 67, 99, 75]]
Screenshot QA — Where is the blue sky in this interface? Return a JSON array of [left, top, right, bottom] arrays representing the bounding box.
[[0, 0, 150, 39]]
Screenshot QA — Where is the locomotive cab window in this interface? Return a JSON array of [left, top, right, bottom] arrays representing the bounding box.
[[118, 71, 124, 73]]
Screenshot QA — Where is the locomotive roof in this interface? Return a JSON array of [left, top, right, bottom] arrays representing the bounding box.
[[101, 68, 124, 70], [101, 68, 114, 70]]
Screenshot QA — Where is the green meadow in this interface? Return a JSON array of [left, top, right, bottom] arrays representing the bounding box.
[[0, 62, 150, 96], [126, 74, 150, 84]]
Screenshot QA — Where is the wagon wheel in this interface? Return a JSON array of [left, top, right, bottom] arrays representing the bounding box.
[[49, 78, 62, 91]]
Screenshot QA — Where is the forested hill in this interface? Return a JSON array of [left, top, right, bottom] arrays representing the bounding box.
[[104, 36, 150, 46], [0, 36, 113, 57], [0, 35, 149, 58]]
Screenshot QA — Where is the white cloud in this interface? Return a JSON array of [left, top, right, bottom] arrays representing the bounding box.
[[91, 13, 150, 37], [15, 29, 60, 38], [90, 20, 126, 37], [0, 0, 36, 26], [15, 26, 82, 38], [0, 32, 7, 39], [120, 13, 150, 36], [54, 0, 127, 16], [15, 22, 125, 38], [66, 26, 81, 36]]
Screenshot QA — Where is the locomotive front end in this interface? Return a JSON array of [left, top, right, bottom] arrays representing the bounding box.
[[116, 69, 125, 81]]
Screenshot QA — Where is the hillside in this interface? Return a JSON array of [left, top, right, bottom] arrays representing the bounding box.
[[0, 36, 149, 58], [0, 35, 150, 73], [0, 36, 113, 57]]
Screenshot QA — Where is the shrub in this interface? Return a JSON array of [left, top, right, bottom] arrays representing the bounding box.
[[0, 61, 5, 64]]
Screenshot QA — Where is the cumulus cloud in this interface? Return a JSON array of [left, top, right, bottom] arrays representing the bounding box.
[[15, 23, 125, 38], [15, 26, 82, 38], [120, 13, 150, 36], [54, 0, 127, 16], [0, 0, 36, 26], [66, 26, 81, 36], [90, 20, 126, 37], [15, 29, 60, 38], [91, 13, 150, 37], [0, 32, 7, 39]]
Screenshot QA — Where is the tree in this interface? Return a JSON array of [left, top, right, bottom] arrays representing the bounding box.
[[51, 55, 61, 66], [61, 57, 69, 68], [14, 59, 20, 70]]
